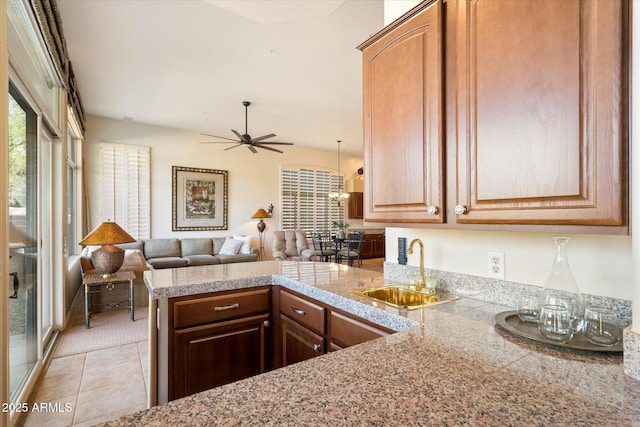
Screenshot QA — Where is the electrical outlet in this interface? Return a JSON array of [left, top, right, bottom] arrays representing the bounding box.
[[487, 251, 505, 279]]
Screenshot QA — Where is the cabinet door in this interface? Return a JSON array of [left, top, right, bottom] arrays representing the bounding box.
[[452, 0, 626, 225], [328, 311, 390, 349], [361, 0, 444, 223], [172, 313, 269, 400], [281, 314, 324, 367], [347, 192, 364, 219]]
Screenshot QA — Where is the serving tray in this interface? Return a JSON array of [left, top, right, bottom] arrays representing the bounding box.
[[495, 310, 623, 353]]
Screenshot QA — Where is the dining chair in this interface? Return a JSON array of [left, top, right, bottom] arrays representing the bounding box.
[[336, 231, 364, 267], [312, 232, 336, 262]]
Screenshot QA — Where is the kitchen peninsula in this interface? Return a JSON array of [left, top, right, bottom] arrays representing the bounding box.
[[103, 261, 639, 426]]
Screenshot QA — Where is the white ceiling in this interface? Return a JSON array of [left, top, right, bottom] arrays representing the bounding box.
[[56, 0, 385, 155]]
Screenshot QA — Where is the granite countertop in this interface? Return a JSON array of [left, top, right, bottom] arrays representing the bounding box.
[[105, 262, 639, 426]]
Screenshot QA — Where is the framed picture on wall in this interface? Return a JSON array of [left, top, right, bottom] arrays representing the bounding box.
[[172, 166, 228, 231]]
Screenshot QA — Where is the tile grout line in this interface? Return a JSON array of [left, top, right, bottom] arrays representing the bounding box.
[[70, 352, 88, 426]]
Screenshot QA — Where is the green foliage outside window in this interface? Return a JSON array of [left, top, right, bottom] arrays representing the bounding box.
[[8, 95, 27, 208]]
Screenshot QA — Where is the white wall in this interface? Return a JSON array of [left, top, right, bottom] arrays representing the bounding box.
[[83, 116, 372, 258], [384, 0, 422, 25], [386, 228, 632, 301]]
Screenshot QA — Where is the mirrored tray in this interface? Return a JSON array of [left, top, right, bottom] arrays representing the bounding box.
[[495, 310, 623, 353]]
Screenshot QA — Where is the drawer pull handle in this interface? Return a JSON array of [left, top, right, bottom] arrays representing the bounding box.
[[214, 303, 240, 311], [291, 307, 306, 316]]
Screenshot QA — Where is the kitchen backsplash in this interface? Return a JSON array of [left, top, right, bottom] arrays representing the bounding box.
[[384, 262, 632, 327]]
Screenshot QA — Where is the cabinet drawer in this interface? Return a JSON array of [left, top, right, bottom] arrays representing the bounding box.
[[173, 287, 270, 329], [329, 311, 390, 348], [280, 290, 326, 335]]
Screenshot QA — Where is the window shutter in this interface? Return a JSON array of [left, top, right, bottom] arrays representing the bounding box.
[[99, 142, 151, 239], [280, 166, 345, 234]]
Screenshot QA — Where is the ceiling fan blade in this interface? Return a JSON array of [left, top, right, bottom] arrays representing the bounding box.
[[232, 129, 249, 143], [254, 144, 284, 154], [247, 145, 258, 153], [258, 141, 294, 146], [200, 140, 239, 144], [224, 143, 243, 151], [250, 133, 276, 143], [201, 133, 239, 142]]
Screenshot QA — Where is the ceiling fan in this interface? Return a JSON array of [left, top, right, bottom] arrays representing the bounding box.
[[201, 101, 294, 154]]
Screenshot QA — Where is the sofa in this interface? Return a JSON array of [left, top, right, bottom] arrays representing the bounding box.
[[79, 236, 259, 308], [272, 230, 316, 261]]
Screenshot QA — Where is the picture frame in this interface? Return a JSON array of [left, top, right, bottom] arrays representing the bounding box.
[[172, 166, 228, 231]]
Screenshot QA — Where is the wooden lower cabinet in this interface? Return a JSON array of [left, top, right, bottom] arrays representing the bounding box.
[[158, 286, 272, 403], [361, 233, 385, 259], [279, 288, 392, 366], [159, 286, 395, 402], [173, 313, 268, 399], [327, 311, 390, 350], [281, 314, 325, 366]]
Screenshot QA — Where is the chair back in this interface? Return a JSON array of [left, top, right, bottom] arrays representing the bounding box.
[[346, 231, 364, 252]]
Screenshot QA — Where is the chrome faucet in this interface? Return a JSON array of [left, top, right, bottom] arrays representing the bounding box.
[[406, 238, 425, 290]]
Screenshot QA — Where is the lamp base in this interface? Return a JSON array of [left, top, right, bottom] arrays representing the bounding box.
[[91, 245, 125, 275]]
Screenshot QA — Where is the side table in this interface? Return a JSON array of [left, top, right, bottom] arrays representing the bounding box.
[[83, 270, 135, 328]]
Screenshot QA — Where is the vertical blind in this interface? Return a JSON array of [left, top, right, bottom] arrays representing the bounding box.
[[99, 142, 151, 239], [281, 167, 345, 233]]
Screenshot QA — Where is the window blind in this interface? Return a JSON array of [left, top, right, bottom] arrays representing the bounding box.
[[99, 142, 150, 239], [280, 166, 345, 234]]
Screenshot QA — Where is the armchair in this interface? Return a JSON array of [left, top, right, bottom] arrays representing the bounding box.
[[272, 230, 316, 261]]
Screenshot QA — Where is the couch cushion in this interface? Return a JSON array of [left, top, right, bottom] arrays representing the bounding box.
[[116, 241, 144, 251], [219, 237, 243, 255], [184, 254, 220, 266], [233, 235, 253, 255], [181, 238, 213, 257], [122, 249, 147, 267], [217, 253, 259, 264], [146, 257, 188, 269], [212, 237, 226, 255], [144, 238, 181, 259]]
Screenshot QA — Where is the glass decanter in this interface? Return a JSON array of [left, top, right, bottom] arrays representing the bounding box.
[[539, 236, 585, 334]]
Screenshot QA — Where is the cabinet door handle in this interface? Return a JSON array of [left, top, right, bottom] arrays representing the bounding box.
[[312, 343, 321, 353], [214, 303, 240, 311], [263, 320, 270, 328], [426, 205, 439, 215], [291, 307, 306, 316], [454, 205, 468, 215]]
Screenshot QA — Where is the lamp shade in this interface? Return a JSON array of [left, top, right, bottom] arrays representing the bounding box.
[[79, 221, 136, 246], [251, 208, 271, 219]]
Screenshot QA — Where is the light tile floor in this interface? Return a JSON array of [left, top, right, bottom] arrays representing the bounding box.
[[19, 341, 149, 427]]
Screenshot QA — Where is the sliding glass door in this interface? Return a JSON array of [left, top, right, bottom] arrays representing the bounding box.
[[8, 86, 38, 402]]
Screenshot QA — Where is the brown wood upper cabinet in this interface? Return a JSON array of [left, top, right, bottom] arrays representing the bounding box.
[[359, 0, 628, 232], [359, 0, 444, 223], [452, 0, 626, 226]]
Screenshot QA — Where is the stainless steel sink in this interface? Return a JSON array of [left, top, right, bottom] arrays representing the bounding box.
[[352, 286, 459, 310]]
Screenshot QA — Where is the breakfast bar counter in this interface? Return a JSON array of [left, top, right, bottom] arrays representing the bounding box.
[[101, 261, 639, 426]]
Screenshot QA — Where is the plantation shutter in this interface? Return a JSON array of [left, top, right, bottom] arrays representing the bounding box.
[[280, 166, 345, 234], [99, 142, 151, 239]]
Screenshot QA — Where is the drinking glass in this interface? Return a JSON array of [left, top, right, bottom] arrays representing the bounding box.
[[538, 304, 574, 343], [517, 290, 540, 323], [584, 306, 621, 346]]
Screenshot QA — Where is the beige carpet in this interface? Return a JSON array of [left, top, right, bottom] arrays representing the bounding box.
[[54, 307, 148, 358]]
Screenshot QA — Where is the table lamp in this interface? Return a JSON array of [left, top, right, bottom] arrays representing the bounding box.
[[251, 208, 272, 261], [79, 221, 136, 276]]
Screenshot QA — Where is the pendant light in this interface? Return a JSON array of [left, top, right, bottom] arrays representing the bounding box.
[[328, 140, 350, 204]]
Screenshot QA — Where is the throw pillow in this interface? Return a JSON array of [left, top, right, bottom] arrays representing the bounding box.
[[122, 249, 146, 267], [233, 234, 253, 255], [219, 237, 243, 255]]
